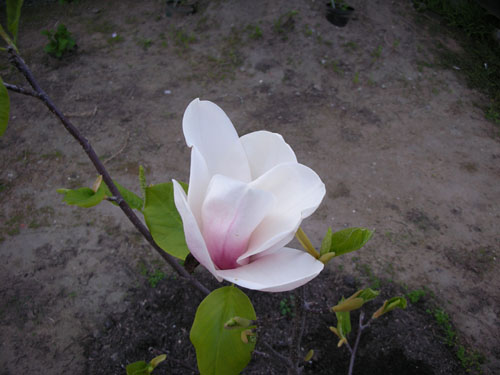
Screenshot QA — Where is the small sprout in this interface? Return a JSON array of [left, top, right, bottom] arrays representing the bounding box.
[[304, 349, 314, 361], [224, 316, 253, 330], [332, 297, 364, 312], [319, 252, 336, 264], [92, 175, 103, 192], [240, 329, 256, 344], [372, 296, 407, 319], [150, 354, 167, 369]]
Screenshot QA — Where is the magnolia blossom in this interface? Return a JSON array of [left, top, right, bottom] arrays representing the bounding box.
[[173, 99, 326, 292]]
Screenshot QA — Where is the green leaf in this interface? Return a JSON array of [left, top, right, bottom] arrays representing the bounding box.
[[0, 78, 9, 137], [328, 227, 373, 257], [373, 296, 407, 319], [58, 187, 106, 207], [6, 0, 24, 44], [335, 298, 351, 340], [320, 227, 333, 255], [126, 361, 149, 375], [143, 182, 189, 260], [99, 181, 143, 210], [358, 288, 380, 302], [191, 286, 257, 375]]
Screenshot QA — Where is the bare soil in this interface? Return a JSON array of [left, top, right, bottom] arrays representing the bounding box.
[[0, 0, 499, 374]]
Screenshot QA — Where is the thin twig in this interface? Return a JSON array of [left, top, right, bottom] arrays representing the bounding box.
[[7, 47, 210, 297], [4, 82, 42, 98], [347, 311, 372, 375]]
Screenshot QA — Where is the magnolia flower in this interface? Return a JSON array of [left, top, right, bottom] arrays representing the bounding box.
[[173, 99, 326, 292]]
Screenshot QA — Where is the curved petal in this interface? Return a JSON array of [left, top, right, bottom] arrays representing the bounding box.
[[238, 162, 325, 262], [216, 247, 324, 292], [240, 131, 297, 179], [173, 179, 220, 279], [183, 98, 251, 182], [187, 146, 211, 223], [201, 175, 274, 270]]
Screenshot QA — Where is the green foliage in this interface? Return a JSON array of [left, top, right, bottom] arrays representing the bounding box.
[[42, 24, 76, 59], [57, 179, 143, 210], [147, 269, 166, 287], [428, 308, 456, 346], [143, 182, 190, 260], [279, 295, 296, 318], [245, 24, 262, 40], [320, 227, 373, 257], [126, 354, 166, 375], [0, 78, 10, 137], [273, 10, 299, 37], [406, 288, 426, 303], [6, 0, 24, 44], [190, 286, 257, 375]]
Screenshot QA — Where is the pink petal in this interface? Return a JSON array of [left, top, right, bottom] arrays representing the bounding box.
[[240, 131, 297, 179], [172, 180, 219, 279], [182, 99, 251, 183], [216, 247, 324, 292], [201, 175, 274, 270], [187, 146, 210, 223]]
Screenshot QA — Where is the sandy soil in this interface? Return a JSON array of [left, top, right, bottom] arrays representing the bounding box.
[[0, 0, 499, 374]]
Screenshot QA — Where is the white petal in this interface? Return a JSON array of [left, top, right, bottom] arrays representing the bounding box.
[[187, 146, 211, 223], [238, 162, 325, 262], [216, 247, 324, 292], [240, 131, 297, 179], [201, 175, 274, 270], [182, 98, 251, 182], [172, 179, 220, 279]]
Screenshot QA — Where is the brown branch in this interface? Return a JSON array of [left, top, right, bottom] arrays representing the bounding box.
[[4, 82, 42, 98], [7, 47, 210, 297]]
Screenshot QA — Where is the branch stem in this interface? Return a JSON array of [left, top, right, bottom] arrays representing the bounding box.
[[347, 311, 372, 375], [7, 47, 210, 296]]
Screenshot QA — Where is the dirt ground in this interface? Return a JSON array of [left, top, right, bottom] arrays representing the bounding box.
[[0, 0, 499, 374]]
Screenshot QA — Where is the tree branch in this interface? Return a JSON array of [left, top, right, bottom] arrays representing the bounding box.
[[7, 47, 210, 296], [4, 82, 42, 98]]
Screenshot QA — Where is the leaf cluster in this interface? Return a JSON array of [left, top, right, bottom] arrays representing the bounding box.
[[42, 24, 76, 59]]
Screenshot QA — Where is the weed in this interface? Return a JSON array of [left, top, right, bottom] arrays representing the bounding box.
[[42, 24, 76, 59], [353, 71, 360, 84], [371, 45, 383, 60], [147, 270, 166, 287], [137, 38, 153, 50], [171, 28, 196, 52], [406, 289, 426, 303], [456, 345, 485, 372], [279, 295, 296, 318], [41, 150, 63, 160], [428, 308, 456, 346], [273, 10, 299, 38], [303, 25, 313, 37], [343, 41, 358, 51], [245, 24, 263, 40]]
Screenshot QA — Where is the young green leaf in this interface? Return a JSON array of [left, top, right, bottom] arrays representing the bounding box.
[[328, 227, 373, 257], [320, 227, 333, 255], [99, 181, 144, 210], [373, 296, 407, 319], [57, 187, 106, 207], [6, 0, 24, 44], [138, 165, 147, 201], [190, 286, 257, 375], [0, 78, 10, 137], [126, 361, 149, 375], [333, 299, 351, 347], [143, 182, 189, 260]]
